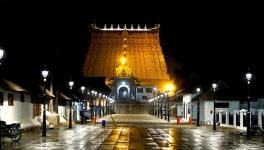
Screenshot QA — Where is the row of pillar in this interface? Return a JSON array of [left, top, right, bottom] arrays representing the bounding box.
[[218, 110, 264, 129], [90, 102, 110, 120], [150, 94, 170, 122]]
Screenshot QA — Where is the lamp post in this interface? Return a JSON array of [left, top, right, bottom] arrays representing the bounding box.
[[160, 94, 164, 119], [81, 86, 85, 109], [165, 92, 170, 122], [94, 91, 98, 118], [41, 68, 49, 136], [246, 71, 252, 139], [102, 95, 105, 117], [80, 86, 85, 124], [157, 96, 160, 118], [164, 93, 167, 121], [98, 93, 102, 118], [90, 90, 95, 120], [212, 83, 217, 130], [196, 88, 201, 126], [0, 48, 4, 149], [153, 88, 157, 116], [154, 97, 157, 116], [68, 80, 74, 129], [165, 84, 174, 122]]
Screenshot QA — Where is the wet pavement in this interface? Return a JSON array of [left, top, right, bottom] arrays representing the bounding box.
[[1, 114, 264, 150]]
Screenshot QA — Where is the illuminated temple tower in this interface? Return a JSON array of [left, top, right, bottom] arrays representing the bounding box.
[[83, 24, 171, 109]]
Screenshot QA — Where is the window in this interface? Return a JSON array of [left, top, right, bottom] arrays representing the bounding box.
[[137, 88, 143, 93], [20, 92, 24, 102], [8, 93, 14, 106], [0, 92, 3, 106], [142, 96, 148, 100], [146, 88, 153, 93]]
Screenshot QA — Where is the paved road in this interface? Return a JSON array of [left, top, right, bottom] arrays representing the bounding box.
[[1, 114, 264, 150]]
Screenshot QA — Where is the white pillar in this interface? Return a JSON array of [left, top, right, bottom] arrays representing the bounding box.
[[240, 112, 244, 128], [233, 111, 236, 126], [219, 112, 222, 124], [226, 112, 229, 125], [258, 111, 262, 129]]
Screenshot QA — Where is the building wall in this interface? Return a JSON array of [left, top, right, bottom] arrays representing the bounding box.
[[0, 89, 34, 126], [200, 100, 240, 123], [58, 106, 67, 122], [136, 86, 155, 102], [183, 94, 192, 119]]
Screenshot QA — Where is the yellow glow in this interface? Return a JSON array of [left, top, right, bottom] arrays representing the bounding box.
[[120, 57, 126, 65], [165, 83, 176, 92]]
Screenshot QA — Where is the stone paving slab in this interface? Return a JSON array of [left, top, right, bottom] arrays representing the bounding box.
[[1, 114, 264, 150]]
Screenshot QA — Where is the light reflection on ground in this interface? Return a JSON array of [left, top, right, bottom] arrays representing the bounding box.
[[1, 114, 264, 150]]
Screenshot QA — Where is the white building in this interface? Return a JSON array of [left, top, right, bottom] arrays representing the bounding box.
[[0, 79, 40, 129]]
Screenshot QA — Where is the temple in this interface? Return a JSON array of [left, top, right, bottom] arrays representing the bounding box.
[[83, 24, 172, 112]]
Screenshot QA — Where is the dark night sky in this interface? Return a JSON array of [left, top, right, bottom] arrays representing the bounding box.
[[0, 1, 263, 96]]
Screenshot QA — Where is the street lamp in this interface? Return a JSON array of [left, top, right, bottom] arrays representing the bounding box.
[[165, 92, 170, 122], [212, 83, 217, 130], [157, 95, 160, 117], [81, 86, 85, 93], [41, 68, 49, 136], [160, 94, 164, 119], [0, 48, 4, 65], [246, 71, 252, 139], [196, 88, 201, 126], [0, 48, 4, 149], [68, 80, 74, 129], [80, 86, 86, 124]]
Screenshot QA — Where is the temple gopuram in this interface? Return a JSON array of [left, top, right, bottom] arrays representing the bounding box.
[[83, 24, 172, 113]]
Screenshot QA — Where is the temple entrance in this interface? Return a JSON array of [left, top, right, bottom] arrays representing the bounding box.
[[118, 87, 129, 102]]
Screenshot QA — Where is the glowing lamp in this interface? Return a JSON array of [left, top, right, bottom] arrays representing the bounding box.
[[196, 88, 201, 94], [165, 84, 175, 92], [120, 57, 126, 65], [41, 69, 49, 82], [0, 49, 4, 60], [246, 72, 252, 84], [81, 86, 85, 93], [212, 83, 217, 92], [69, 81, 74, 89]]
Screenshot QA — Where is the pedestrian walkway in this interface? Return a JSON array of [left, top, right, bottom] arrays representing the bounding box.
[[2, 124, 264, 150], [2, 114, 264, 149]]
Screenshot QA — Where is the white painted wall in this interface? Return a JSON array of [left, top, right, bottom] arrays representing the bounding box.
[[177, 102, 184, 117], [204, 101, 214, 123], [0, 89, 38, 128], [58, 106, 67, 122], [200, 100, 241, 123], [183, 94, 192, 120]]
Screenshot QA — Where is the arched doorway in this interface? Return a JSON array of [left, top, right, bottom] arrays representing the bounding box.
[[118, 87, 129, 102]]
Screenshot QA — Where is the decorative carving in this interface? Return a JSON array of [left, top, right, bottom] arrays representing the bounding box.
[[115, 65, 132, 77]]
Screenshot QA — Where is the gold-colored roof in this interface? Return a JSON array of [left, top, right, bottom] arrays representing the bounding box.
[[83, 24, 170, 82]]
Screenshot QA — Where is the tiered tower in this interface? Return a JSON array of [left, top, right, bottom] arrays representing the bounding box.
[[83, 24, 171, 91]]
